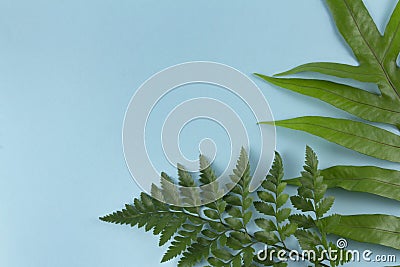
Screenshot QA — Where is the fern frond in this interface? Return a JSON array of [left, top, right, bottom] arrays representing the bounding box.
[[101, 147, 343, 267], [255, 152, 296, 248], [289, 146, 347, 267], [224, 148, 253, 229], [101, 150, 259, 267]]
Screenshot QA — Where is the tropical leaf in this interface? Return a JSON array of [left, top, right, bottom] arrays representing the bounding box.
[[256, 2, 400, 253], [254, 0, 400, 256], [257, 0, 400, 162], [286, 165, 400, 201], [325, 214, 400, 250], [260, 116, 400, 163], [256, 74, 400, 125], [261, 0, 400, 102]]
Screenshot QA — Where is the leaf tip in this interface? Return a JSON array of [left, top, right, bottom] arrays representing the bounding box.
[[258, 121, 275, 126]]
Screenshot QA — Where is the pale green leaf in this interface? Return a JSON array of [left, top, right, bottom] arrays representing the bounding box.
[[261, 116, 400, 163], [256, 74, 400, 125], [287, 166, 400, 201], [325, 214, 400, 250]]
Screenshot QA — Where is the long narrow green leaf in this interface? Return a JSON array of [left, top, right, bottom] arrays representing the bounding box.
[[325, 214, 400, 250], [326, 0, 383, 62], [260, 116, 400, 163], [273, 62, 380, 83], [255, 0, 400, 254], [255, 74, 400, 125], [325, 0, 400, 100], [383, 2, 400, 62], [286, 165, 400, 201], [382, 2, 400, 101], [262, 0, 400, 104]]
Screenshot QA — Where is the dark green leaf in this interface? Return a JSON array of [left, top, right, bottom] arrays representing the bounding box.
[[226, 234, 243, 250], [295, 229, 321, 251], [276, 183, 286, 196], [204, 209, 219, 220], [224, 195, 242, 206], [289, 214, 315, 229], [290, 196, 314, 212], [276, 194, 289, 208], [225, 217, 243, 230], [254, 231, 280, 245], [207, 257, 225, 267], [316, 196, 335, 218], [202, 229, 218, 239], [211, 249, 232, 262], [230, 231, 252, 245], [243, 211, 252, 225], [254, 202, 275, 216], [258, 191, 275, 203], [276, 208, 291, 223], [255, 218, 276, 231], [281, 223, 298, 239], [243, 246, 255, 267]]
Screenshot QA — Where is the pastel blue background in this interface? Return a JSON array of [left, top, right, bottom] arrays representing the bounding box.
[[1, 0, 399, 266]]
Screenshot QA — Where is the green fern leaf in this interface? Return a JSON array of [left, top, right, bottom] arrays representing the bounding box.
[[289, 214, 315, 229], [254, 151, 297, 257], [295, 229, 322, 251], [316, 196, 335, 218], [101, 148, 343, 266]]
